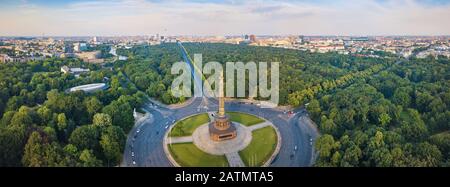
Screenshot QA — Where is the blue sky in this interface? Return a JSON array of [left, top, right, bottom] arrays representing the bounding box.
[[0, 0, 449, 36]]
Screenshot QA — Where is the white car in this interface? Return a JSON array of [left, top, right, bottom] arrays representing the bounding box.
[[131, 152, 135, 157], [294, 146, 298, 151], [132, 161, 136, 165], [136, 129, 140, 133], [165, 125, 169, 129]]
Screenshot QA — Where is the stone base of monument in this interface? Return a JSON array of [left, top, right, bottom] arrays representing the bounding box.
[[192, 123, 252, 155]]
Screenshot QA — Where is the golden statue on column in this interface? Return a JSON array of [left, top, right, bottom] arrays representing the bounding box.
[[209, 73, 237, 141]]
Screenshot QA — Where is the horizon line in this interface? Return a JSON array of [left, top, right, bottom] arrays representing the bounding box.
[[1, 34, 450, 38]]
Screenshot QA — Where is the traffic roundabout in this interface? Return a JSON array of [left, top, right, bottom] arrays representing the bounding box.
[[164, 112, 280, 167]]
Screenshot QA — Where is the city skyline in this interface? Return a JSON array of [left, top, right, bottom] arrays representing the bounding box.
[[0, 0, 450, 36]]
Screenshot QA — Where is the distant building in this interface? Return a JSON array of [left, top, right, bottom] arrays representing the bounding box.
[[249, 35, 257, 43], [351, 37, 369, 42], [75, 51, 104, 63], [64, 42, 74, 53], [297, 35, 304, 44], [73, 42, 87, 52], [240, 34, 253, 44], [0, 55, 44, 63], [68, 83, 108, 93], [0, 54, 11, 63], [118, 56, 128, 60], [60, 65, 90, 74]]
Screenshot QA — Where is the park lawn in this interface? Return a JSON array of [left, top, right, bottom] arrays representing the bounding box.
[[227, 112, 264, 126], [169, 113, 210, 137], [239, 126, 277, 167], [169, 143, 229, 167]]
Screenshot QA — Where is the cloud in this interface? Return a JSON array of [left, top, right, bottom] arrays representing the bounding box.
[[0, 0, 449, 36]]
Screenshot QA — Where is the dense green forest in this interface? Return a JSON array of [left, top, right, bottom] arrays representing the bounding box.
[[116, 44, 185, 104], [1, 42, 448, 167], [309, 56, 450, 166], [0, 58, 145, 166]]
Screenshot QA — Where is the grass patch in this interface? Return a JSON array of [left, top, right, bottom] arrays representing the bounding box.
[[227, 112, 264, 126], [169, 143, 229, 167], [169, 113, 210, 137], [239, 126, 277, 167]]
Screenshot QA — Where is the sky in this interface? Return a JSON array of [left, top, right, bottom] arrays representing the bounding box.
[[0, 0, 449, 36]]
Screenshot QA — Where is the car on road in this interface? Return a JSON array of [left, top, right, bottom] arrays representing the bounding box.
[[172, 119, 175, 123], [310, 138, 313, 146], [131, 151, 134, 157], [136, 129, 140, 133], [294, 145, 298, 151], [132, 161, 136, 165], [165, 125, 169, 129]]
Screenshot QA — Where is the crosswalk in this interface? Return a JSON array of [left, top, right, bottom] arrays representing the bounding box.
[[225, 152, 245, 167]]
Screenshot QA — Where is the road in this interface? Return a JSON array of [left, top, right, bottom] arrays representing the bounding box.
[[122, 42, 319, 167]]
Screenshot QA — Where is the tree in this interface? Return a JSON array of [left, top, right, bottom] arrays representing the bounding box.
[[371, 148, 392, 167], [369, 131, 385, 150], [79, 149, 102, 167], [400, 109, 428, 141], [37, 106, 52, 125], [392, 88, 411, 107], [378, 113, 391, 127], [0, 128, 27, 166], [0, 111, 15, 128], [307, 99, 321, 120], [331, 151, 341, 167], [342, 145, 362, 166], [100, 134, 121, 166], [69, 125, 100, 151], [61, 144, 79, 166], [92, 113, 112, 128], [84, 97, 103, 116], [102, 101, 134, 132], [320, 116, 337, 135], [315, 134, 339, 159], [10, 106, 33, 128], [57, 113, 68, 131], [100, 125, 126, 166], [22, 132, 45, 167], [413, 142, 442, 167], [391, 147, 406, 167]]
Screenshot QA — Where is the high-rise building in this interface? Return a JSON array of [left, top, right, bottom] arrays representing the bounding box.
[[64, 42, 74, 53], [297, 35, 304, 44], [73, 42, 88, 52], [250, 35, 257, 43]]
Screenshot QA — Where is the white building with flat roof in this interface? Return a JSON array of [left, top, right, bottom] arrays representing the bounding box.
[[61, 66, 90, 74], [68, 83, 108, 93]]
